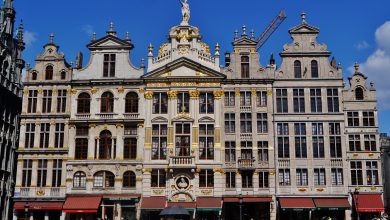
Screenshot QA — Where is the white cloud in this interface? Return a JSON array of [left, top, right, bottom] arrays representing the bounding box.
[[24, 31, 37, 48], [355, 41, 369, 50], [354, 21, 390, 110], [82, 24, 94, 36]]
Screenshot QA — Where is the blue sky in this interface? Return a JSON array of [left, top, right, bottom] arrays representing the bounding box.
[[13, 0, 390, 133]]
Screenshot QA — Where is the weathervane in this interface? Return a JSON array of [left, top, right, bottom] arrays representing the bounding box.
[[179, 0, 190, 25]]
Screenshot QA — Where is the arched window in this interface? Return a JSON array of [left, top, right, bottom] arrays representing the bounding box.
[[294, 60, 302, 78], [355, 87, 364, 100], [61, 71, 66, 80], [311, 60, 318, 78], [123, 171, 136, 188], [241, 56, 250, 78], [73, 171, 86, 188], [101, 92, 114, 113], [125, 92, 139, 113], [99, 130, 112, 159], [45, 65, 53, 80], [32, 72, 37, 81], [93, 171, 115, 188], [77, 93, 91, 114]]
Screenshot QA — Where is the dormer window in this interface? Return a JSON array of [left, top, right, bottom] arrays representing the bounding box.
[[311, 60, 318, 78], [45, 65, 53, 80], [241, 56, 250, 78], [355, 87, 364, 100], [294, 60, 302, 78], [61, 71, 66, 80], [32, 72, 37, 81], [103, 54, 116, 77]]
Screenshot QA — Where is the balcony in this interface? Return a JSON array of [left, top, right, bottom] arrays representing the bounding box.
[[330, 159, 343, 167], [169, 156, 195, 168], [278, 159, 290, 168], [123, 113, 140, 119], [96, 113, 117, 119], [16, 187, 66, 198], [240, 133, 252, 141], [75, 113, 90, 120], [240, 106, 252, 112], [238, 157, 256, 170]]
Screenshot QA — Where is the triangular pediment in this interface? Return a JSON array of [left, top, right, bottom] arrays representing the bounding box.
[[87, 35, 134, 50], [233, 37, 257, 46], [172, 113, 194, 122], [198, 116, 215, 123], [143, 57, 226, 79], [151, 116, 169, 123], [289, 23, 320, 34]]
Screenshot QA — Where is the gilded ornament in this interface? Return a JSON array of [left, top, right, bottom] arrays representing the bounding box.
[[213, 168, 224, 173], [91, 87, 98, 94], [52, 89, 58, 94], [158, 43, 169, 56], [144, 91, 154, 100], [36, 189, 45, 196], [189, 90, 200, 98], [298, 188, 307, 192], [167, 90, 178, 99], [139, 87, 145, 93], [117, 87, 125, 93], [142, 168, 152, 173], [316, 188, 325, 192], [235, 89, 241, 96], [103, 124, 108, 129], [89, 124, 96, 128], [200, 42, 211, 56], [38, 89, 43, 94], [136, 177, 143, 182], [251, 89, 257, 96], [70, 89, 77, 94], [213, 90, 224, 99], [115, 123, 124, 128], [23, 89, 28, 94], [267, 90, 273, 96], [137, 123, 144, 127]]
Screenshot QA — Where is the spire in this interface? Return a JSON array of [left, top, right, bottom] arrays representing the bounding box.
[[301, 12, 306, 24], [250, 29, 255, 40], [17, 20, 23, 42], [92, 32, 96, 41], [234, 30, 238, 40], [241, 25, 247, 37], [106, 22, 117, 36], [354, 62, 360, 72], [4, 0, 13, 9], [49, 33, 54, 44], [269, 53, 275, 65]]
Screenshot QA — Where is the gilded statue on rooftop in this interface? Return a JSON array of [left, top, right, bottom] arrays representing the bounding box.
[[179, 0, 190, 25]]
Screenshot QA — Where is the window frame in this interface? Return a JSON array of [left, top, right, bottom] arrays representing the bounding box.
[[152, 124, 168, 160], [103, 54, 116, 77], [199, 124, 214, 160]]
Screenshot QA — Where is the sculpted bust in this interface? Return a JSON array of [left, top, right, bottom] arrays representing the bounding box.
[[179, 0, 190, 25]]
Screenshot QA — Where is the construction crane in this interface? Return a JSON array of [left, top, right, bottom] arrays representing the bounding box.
[[256, 10, 287, 51]]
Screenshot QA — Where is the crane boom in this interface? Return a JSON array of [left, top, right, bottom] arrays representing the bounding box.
[[256, 10, 287, 51]]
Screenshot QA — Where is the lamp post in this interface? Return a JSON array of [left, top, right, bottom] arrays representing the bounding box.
[[354, 189, 360, 220], [239, 194, 243, 220], [24, 202, 29, 220]]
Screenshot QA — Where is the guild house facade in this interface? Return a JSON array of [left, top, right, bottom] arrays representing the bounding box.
[[13, 1, 384, 220]]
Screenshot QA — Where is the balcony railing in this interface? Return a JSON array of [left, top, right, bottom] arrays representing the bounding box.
[[240, 106, 252, 112], [20, 188, 30, 197], [278, 159, 290, 168], [169, 156, 195, 168], [17, 187, 66, 198], [238, 157, 256, 170], [123, 113, 140, 119], [330, 159, 343, 167], [96, 113, 117, 119], [75, 114, 90, 120]]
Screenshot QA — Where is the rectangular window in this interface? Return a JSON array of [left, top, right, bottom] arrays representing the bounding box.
[[351, 161, 363, 185], [200, 92, 214, 114], [55, 123, 65, 148], [151, 169, 166, 187], [225, 172, 236, 188], [75, 138, 88, 160], [224, 91, 235, 107], [224, 113, 235, 133], [314, 168, 326, 186], [331, 168, 343, 185], [256, 91, 267, 107], [277, 123, 289, 158], [27, 90, 38, 113], [199, 124, 214, 160], [366, 161, 379, 185], [40, 123, 50, 148], [177, 92, 190, 113], [242, 171, 253, 188], [329, 123, 342, 158], [22, 160, 32, 187], [296, 168, 308, 186], [152, 124, 167, 160], [103, 54, 116, 77], [310, 89, 322, 112], [294, 123, 307, 158], [199, 169, 214, 187], [240, 91, 251, 106], [327, 88, 339, 112], [240, 113, 252, 133], [349, 135, 361, 151], [52, 159, 62, 187], [25, 123, 35, 148], [124, 138, 137, 160], [276, 89, 288, 113], [175, 123, 191, 156], [240, 141, 253, 159], [42, 90, 52, 113], [256, 113, 268, 133], [57, 89, 67, 113], [293, 89, 305, 113], [347, 112, 360, 127], [364, 135, 377, 151], [124, 125, 137, 136], [225, 141, 236, 162], [37, 159, 48, 187], [76, 126, 89, 136], [363, 111, 375, 126], [259, 171, 269, 188], [312, 123, 324, 158], [258, 141, 268, 162], [152, 93, 168, 114], [279, 169, 290, 186]]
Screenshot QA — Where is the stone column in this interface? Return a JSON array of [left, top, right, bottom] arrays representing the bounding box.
[[168, 90, 178, 158], [33, 123, 41, 148], [270, 198, 277, 220], [31, 160, 38, 187], [213, 90, 224, 163], [63, 123, 69, 149], [15, 159, 23, 186], [36, 87, 43, 113], [49, 122, 56, 148], [116, 124, 124, 160], [46, 160, 54, 187], [189, 90, 200, 161], [143, 91, 154, 161], [87, 125, 95, 160], [68, 125, 76, 159], [52, 88, 58, 114]]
